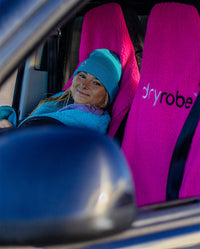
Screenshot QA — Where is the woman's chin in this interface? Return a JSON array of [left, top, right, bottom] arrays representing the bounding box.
[[73, 98, 89, 105]]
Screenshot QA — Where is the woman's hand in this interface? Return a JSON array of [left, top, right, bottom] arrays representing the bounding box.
[[0, 119, 13, 128]]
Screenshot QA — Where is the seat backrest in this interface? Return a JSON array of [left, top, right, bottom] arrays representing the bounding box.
[[63, 3, 140, 137], [122, 2, 200, 207]]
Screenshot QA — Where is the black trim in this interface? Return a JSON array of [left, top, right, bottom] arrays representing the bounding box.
[[19, 116, 65, 128], [166, 93, 200, 200], [12, 63, 25, 119], [114, 111, 129, 146]]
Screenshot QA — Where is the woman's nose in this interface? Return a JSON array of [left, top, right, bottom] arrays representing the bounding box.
[[80, 80, 90, 89]]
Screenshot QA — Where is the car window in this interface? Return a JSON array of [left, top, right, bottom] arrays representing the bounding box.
[[0, 70, 16, 106]]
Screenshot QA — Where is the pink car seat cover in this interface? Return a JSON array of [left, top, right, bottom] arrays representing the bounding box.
[[122, 3, 200, 206], [63, 3, 140, 137]]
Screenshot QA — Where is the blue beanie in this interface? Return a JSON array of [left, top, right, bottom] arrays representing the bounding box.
[[73, 49, 122, 103]]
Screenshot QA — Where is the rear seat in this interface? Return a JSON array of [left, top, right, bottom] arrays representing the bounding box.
[[122, 2, 200, 207]]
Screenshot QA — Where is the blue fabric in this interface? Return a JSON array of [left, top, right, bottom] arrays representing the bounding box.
[[20, 108, 110, 133], [19, 92, 110, 133], [58, 104, 104, 115], [0, 106, 17, 126], [0, 91, 111, 133]]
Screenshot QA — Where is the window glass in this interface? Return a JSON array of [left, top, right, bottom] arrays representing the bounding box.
[[0, 71, 16, 106]]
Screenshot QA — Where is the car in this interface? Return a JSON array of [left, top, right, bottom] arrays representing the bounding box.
[[0, 0, 200, 248]]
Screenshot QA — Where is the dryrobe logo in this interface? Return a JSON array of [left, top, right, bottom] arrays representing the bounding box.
[[142, 83, 196, 109]]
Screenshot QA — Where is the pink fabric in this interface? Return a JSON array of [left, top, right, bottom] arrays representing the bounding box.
[[122, 3, 200, 207], [63, 3, 140, 137]]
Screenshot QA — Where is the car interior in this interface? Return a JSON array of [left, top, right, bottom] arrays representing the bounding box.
[[12, 0, 200, 142], [12, 0, 147, 142], [0, 0, 200, 246]]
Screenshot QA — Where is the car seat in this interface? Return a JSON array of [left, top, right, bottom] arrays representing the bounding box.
[[121, 2, 200, 207], [63, 2, 140, 138]]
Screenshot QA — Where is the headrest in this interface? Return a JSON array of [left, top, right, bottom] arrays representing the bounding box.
[[63, 3, 140, 137], [122, 2, 200, 207], [140, 2, 200, 92]]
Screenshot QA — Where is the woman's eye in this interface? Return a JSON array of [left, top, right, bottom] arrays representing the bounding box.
[[79, 74, 86, 79], [93, 81, 101, 86]]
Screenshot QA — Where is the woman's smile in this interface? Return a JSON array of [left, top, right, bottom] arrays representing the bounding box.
[[77, 89, 90, 96]]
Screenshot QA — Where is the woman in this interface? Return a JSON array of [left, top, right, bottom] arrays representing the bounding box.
[[0, 49, 122, 133]]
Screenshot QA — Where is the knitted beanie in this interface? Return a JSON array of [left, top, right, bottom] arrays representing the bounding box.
[[73, 49, 122, 103]]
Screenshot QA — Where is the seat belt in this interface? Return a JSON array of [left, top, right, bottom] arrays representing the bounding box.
[[166, 92, 200, 201]]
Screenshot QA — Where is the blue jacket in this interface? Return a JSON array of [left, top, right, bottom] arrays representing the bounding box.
[[0, 92, 111, 134]]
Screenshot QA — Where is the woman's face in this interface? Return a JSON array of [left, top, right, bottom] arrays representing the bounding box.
[[71, 72, 108, 107]]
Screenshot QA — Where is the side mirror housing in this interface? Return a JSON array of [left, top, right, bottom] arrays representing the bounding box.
[[0, 126, 136, 245]]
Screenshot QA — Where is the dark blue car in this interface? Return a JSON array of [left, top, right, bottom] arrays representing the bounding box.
[[0, 0, 200, 248]]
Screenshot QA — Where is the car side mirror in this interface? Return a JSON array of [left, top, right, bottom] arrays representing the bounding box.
[[0, 126, 136, 245]]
